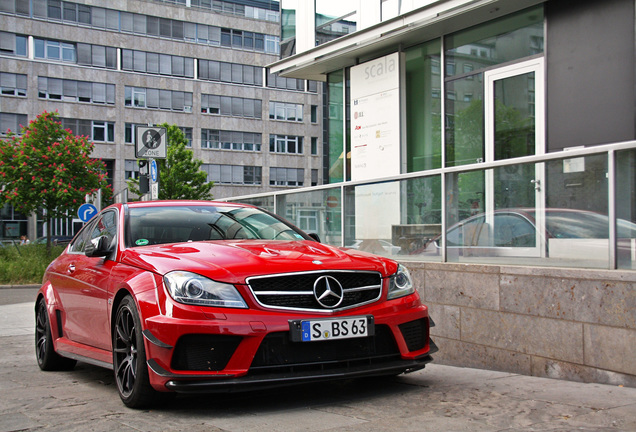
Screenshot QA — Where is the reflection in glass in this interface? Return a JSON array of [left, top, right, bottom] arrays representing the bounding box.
[[327, 70, 345, 183], [315, 1, 357, 46], [616, 149, 636, 269], [405, 40, 442, 172], [494, 72, 535, 160], [280, 0, 296, 57], [445, 6, 544, 77], [445, 75, 484, 167], [276, 189, 342, 246]]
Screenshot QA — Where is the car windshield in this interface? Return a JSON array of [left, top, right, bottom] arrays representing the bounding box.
[[127, 205, 308, 247]]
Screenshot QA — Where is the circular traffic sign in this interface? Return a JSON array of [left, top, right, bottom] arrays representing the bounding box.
[[142, 129, 162, 149], [78, 203, 98, 222]]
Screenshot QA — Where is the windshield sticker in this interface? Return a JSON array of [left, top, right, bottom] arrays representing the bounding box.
[[135, 239, 150, 246]]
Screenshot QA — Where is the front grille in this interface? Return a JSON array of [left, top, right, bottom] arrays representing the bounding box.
[[247, 271, 382, 312], [171, 334, 241, 371], [249, 324, 399, 375], [398, 318, 429, 352]]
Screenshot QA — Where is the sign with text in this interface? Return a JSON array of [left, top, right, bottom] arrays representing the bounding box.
[[135, 127, 167, 159], [350, 52, 401, 181], [350, 53, 401, 241]]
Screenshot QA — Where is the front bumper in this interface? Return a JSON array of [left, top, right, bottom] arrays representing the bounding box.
[[142, 295, 437, 393]]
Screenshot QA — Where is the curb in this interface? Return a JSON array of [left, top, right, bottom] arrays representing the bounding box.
[[0, 284, 41, 289]]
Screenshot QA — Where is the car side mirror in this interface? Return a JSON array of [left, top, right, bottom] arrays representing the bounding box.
[[85, 235, 113, 258], [307, 233, 321, 243]]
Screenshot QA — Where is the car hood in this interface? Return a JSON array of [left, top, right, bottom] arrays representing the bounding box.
[[119, 240, 398, 284]]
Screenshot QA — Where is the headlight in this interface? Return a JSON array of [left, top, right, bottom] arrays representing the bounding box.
[[164, 271, 247, 308], [387, 264, 415, 300]]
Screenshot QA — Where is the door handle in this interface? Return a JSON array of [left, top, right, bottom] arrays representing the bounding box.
[[67, 264, 75, 274]]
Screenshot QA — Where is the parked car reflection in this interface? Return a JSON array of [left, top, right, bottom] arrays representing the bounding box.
[[412, 208, 636, 262]]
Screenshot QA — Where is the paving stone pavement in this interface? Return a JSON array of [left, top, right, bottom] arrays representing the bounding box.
[[1, 299, 636, 432]]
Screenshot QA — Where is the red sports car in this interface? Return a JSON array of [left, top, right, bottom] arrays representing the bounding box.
[[35, 201, 436, 407]]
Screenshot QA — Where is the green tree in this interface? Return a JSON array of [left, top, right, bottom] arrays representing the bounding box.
[[0, 111, 111, 251], [128, 124, 213, 200]]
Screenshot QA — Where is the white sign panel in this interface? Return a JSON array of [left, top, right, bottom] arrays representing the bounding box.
[[350, 53, 401, 242], [136, 127, 167, 159], [350, 52, 401, 181]]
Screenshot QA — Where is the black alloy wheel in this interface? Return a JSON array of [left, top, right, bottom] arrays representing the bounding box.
[[113, 295, 162, 408], [35, 298, 76, 371]]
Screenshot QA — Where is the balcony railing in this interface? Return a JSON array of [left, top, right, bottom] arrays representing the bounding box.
[[223, 141, 636, 271]]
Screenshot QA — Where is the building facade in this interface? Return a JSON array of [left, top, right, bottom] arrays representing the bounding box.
[[0, 0, 322, 239], [227, 0, 636, 386]]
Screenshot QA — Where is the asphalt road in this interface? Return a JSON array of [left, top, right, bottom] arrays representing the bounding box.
[[0, 286, 38, 306], [1, 289, 636, 431]]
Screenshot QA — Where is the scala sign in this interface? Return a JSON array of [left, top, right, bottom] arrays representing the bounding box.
[[136, 127, 167, 159]]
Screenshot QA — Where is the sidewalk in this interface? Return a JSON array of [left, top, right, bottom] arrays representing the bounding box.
[[2, 300, 636, 431]]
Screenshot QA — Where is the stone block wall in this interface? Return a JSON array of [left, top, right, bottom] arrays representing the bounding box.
[[404, 262, 636, 387]]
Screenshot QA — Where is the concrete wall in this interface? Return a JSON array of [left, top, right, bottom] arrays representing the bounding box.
[[405, 261, 636, 388]]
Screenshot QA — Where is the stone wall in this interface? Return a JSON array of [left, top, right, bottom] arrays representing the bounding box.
[[404, 262, 636, 387]]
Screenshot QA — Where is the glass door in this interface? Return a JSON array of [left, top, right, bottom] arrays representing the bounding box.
[[484, 58, 545, 257]]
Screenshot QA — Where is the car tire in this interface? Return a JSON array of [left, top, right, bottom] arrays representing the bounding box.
[[113, 295, 166, 408], [35, 298, 77, 371]]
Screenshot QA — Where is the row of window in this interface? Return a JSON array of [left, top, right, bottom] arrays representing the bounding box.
[[4, 74, 318, 124], [0, 113, 114, 142], [1, 113, 317, 157], [1, 32, 315, 92], [158, 0, 280, 22], [0, 0, 280, 53], [38, 77, 115, 104], [126, 162, 314, 188], [126, 164, 318, 188]]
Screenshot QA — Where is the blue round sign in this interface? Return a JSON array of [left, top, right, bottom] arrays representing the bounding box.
[[78, 203, 98, 222], [150, 159, 158, 183]]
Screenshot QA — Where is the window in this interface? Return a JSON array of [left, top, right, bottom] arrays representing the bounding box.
[[311, 137, 319, 155], [269, 135, 303, 154], [202, 129, 261, 151], [0, 113, 27, 135], [76, 43, 116, 68], [311, 105, 318, 123], [198, 60, 262, 86], [269, 102, 303, 122], [1, 31, 25, 58], [1, 73, 27, 97], [125, 87, 192, 112], [269, 167, 304, 187], [38, 77, 114, 104], [33, 38, 76, 63], [267, 71, 305, 91], [202, 164, 262, 185], [122, 50, 194, 78], [92, 121, 114, 142], [61, 118, 114, 142], [311, 169, 318, 186], [202, 95, 261, 119], [125, 159, 140, 180], [125, 123, 146, 144]]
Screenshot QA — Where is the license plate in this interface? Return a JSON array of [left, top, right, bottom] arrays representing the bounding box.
[[289, 316, 374, 342]]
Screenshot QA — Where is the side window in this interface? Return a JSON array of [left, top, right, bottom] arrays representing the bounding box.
[[90, 210, 117, 245], [69, 222, 92, 253]]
